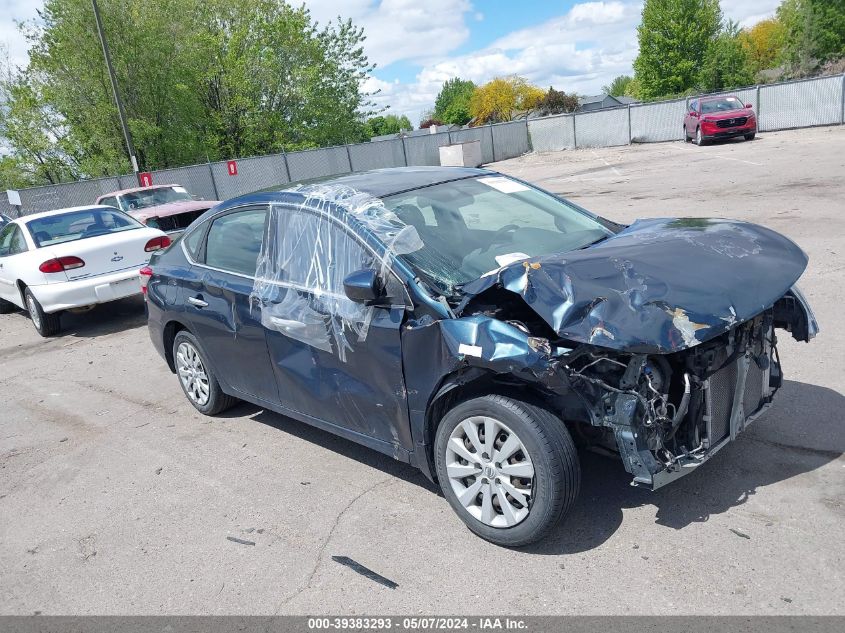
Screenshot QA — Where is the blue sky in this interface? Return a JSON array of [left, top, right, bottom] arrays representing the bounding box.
[[2, 1, 782, 123]]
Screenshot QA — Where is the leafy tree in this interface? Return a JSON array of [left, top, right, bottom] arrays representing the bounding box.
[[433, 77, 475, 125], [468, 76, 545, 124], [698, 21, 755, 92], [633, 0, 722, 99], [602, 75, 633, 97], [537, 87, 578, 115], [778, 0, 845, 75], [365, 114, 412, 137], [739, 18, 786, 75], [5, 0, 374, 182]]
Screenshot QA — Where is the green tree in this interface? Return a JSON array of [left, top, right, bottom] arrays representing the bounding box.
[[698, 21, 755, 92], [633, 0, 722, 99], [365, 114, 412, 137], [739, 18, 786, 75], [778, 0, 845, 75], [602, 75, 633, 97], [433, 77, 475, 125], [6, 0, 374, 182]]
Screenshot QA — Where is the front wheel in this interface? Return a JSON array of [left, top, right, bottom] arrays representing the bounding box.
[[25, 288, 61, 336], [695, 127, 706, 146], [434, 395, 580, 547], [173, 330, 238, 415], [744, 133, 756, 141]]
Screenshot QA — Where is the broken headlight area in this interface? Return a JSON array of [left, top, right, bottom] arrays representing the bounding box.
[[563, 310, 781, 489]]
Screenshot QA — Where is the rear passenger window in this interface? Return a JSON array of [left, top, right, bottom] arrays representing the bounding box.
[[204, 208, 267, 277]]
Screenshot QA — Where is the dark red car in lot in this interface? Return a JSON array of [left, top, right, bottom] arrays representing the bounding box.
[[684, 95, 757, 145]]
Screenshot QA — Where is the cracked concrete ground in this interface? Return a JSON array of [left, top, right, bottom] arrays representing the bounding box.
[[1, 126, 843, 615]]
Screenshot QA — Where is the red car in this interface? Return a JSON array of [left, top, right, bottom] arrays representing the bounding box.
[[684, 95, 757, 146]]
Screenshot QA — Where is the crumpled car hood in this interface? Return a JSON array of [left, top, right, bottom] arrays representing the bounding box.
[[458, 218, 808, 353]]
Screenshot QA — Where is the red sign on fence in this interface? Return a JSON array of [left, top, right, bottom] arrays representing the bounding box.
[[139, 172, 153, 187], [227, 160, 238, 176]]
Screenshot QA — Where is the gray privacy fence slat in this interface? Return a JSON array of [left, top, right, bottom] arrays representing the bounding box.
[[348, 139, 406, 171], [574, 107, 630, 147], [150, 164, 217, 202], [631, 99, 687, 142], [211, 154, 288, 200], [528, 114, 575, 152], [403, 132, 451, 166], [4, 73, 843, 216], [491, 121, 530, 161], [449, 126, 495, 163], [286, 146, 352, 182], [759, 75, 844, 131]]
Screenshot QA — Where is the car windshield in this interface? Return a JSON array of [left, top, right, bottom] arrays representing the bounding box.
[[120, 186, 192, 211], [27, 208, 142, 247], [383, 176, 613, 294], [701, 97, 744, 113]]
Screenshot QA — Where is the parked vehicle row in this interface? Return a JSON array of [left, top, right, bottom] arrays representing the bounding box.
[[141, 166, 817, 546]]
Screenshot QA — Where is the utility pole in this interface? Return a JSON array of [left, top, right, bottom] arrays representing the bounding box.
[[91, 0, 140, 183]]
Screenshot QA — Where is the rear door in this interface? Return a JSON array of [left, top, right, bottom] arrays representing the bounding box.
[[182, 205, 279, 403]]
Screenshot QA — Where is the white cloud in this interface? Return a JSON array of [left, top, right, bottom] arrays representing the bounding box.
[[721, 0, 780, 28], [0, 0, 39, 68], [302, 0, 474, 69], [379, 1, 643, 122]]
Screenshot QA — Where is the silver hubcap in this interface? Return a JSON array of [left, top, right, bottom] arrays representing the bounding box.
[[446, 416, 534, 528], [176, 342, 210, 406], [27, 295, 41, 329]]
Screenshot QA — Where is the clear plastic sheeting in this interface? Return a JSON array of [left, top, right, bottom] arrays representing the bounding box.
[[250, 184, 423, 362]]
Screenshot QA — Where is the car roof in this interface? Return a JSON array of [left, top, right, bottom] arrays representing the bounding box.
[[16, 205, 118, 222], [97, 184, 182, 199], [262, 166, 493, 200], [700, 95, 741, 101]]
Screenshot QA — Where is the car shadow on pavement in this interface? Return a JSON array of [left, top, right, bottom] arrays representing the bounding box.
[[224, 379, 842, 554], [5, 295, 147, 338], [527, 379, 844, 555]]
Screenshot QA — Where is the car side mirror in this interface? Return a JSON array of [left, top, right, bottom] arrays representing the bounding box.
[[745, 103, 753, 109], [343, 269, 384, 305]]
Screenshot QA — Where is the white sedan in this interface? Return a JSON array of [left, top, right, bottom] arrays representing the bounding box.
[[0, 205, 170, 336]]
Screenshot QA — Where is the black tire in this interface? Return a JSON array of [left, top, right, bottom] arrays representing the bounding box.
[[694, 126, 706, 146], [744, 133, 756, 141], [684, 125, 691, 142], [172, 330, 238, 415], [0, 297, 17, 314], [24, 287, 61, 337], [434, 394, 580, 547]]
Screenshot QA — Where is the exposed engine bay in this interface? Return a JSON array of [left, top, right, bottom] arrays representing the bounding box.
[[561, 310, 780, 488]]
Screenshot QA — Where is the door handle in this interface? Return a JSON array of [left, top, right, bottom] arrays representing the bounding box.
[[188, 296, 209, 308]]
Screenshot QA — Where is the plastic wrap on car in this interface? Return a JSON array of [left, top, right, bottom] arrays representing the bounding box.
[[250, 184, 423, 362]]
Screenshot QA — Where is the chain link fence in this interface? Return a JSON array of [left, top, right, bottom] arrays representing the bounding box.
[[3, 74, 843, 217]]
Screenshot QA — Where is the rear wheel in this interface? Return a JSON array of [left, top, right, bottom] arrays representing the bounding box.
[[173, 330, 238, 415], [684, 125, 691, 142], [744, 133, 756, 141], [434, 394, 580, 547], [25, 288, 61, 337]]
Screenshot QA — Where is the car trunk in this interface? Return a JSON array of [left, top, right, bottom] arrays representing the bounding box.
[[39, 228, 158, 283]]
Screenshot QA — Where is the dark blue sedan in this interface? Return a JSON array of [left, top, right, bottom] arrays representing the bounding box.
[[143, 167, 816, 546]]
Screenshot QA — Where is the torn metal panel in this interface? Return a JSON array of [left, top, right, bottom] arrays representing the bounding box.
[[458, 218, 809, 353]]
